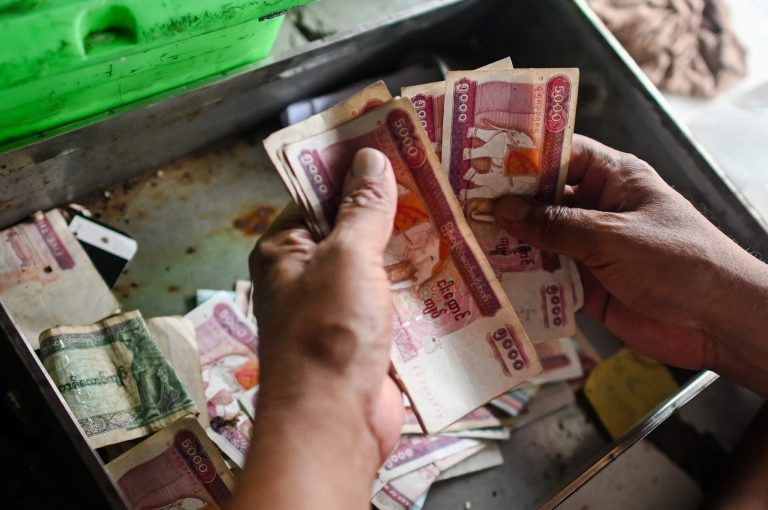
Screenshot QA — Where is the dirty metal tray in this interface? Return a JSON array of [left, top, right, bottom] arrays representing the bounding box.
[[0, 0, 766, 508]]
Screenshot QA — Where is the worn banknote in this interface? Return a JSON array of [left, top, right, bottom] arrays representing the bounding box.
[[185, 292, 259, 467], [264, 81, 394, 239], [442, 68, 583, 341], [373, 442, 485, 509], [401, 405, 502, 434], [569, 329, 603, 390], [39, 311, 197, 448], [530, 337, 583, 385], [402, 57, 513, 160], [490, 384, 539, 416], [0, 209, 119, 349], [267, 94, 541, 432], [440, 426, 511, 441], [435, 441, 504, 481], [148, 316, 210, 427], [501, 381, 575, 431], [372, 464, 440, 510], [379, 435, 480, 482], [107, 416, 235, 510]]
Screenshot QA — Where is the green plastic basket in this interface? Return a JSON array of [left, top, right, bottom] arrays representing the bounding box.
[[0, 0, 313, 145]]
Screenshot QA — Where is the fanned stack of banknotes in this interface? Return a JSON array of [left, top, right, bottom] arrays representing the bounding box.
[[0, 58, 603, 510]]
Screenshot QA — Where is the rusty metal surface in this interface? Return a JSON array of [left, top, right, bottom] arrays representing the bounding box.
[[79, 127, 288, 317], [0, 0, 465, 230]]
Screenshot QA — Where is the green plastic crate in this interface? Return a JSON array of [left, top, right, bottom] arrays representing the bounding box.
[[0, 0, 313, 145]]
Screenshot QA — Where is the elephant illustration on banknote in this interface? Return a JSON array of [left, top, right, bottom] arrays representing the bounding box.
[[460, 126, 540, 222]]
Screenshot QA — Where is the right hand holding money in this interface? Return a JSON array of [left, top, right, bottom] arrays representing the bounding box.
[[231, 148, 404, 510], [494, 135, 768, 398]]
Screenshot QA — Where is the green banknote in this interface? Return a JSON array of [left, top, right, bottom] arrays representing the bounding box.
[[39, 310, 197, 448]]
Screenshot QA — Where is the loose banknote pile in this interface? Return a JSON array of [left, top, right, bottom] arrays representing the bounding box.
[[375, 331, 601, 509], [0, 57, 596, 510]]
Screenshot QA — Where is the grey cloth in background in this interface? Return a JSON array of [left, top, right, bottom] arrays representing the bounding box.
[[588, 0, 747, 97]]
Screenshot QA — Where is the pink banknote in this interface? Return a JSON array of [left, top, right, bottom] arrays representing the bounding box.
[[490, 384, 539, 416], [0, 209, 119, 349], [185, 292, 259, 466], [401, 405, 502, 434], [530, 337, 583, 385], [379, 435, 479, 482], [107, 417, 235, 510], [372, 465, 439, 510], [442, 68, 582, 341], [277, 98, 540, 432], [402, 57, 513, 160]]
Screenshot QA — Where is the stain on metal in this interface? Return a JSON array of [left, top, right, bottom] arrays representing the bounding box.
[[113, 283, 131, 299], [74, 130, 288, 316], [233, 205, 277, 235]]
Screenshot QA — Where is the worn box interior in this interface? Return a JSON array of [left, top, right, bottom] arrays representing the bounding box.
[[0, 0, 766, 508]]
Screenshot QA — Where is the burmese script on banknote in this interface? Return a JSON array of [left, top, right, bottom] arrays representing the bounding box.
[[39, 311, 197, 448], [0, 209, 119, 349], [438, 68, 583, 341], [266, 94, 541, 433], [107, 416, 235, 510]]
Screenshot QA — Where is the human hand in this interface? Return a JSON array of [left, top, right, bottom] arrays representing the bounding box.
[[230, 149, 403, 510], [495, 135, 768, 395]]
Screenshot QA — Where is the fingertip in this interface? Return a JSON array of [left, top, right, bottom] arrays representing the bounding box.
[[344, 148, 396, 198], [351, 148, 388, 179]]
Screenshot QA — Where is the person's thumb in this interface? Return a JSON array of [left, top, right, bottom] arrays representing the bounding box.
[[494, 195, 605, 262], [330, 148, 397, 255]]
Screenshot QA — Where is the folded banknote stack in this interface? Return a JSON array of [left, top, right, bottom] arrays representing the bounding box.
[[265, 56, 584, 432], [0, 56, 598, 510]]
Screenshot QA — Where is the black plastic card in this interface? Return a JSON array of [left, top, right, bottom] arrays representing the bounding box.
[[67, 212, 137, 288]]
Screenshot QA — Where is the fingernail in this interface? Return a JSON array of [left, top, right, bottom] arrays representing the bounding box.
[[351, 148, 386, 180], [496, 196, 531, 223]]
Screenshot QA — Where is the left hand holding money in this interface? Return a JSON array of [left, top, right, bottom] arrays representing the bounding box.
[[230, 148, 403, 510]]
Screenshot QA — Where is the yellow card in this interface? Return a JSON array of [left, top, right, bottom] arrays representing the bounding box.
[[585, 348, 679, 439]]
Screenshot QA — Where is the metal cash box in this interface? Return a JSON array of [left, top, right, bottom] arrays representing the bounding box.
[[0, 0, 766, 508]]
